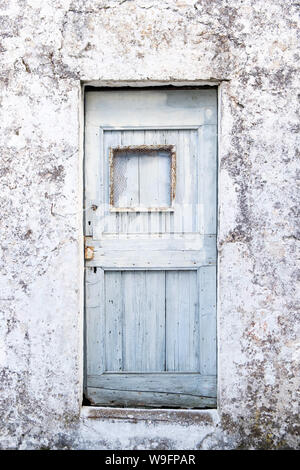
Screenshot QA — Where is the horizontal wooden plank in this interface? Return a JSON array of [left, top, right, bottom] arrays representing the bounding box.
[[110, 207, 175, 213], [101, 126, 201, 131], [85, 90, 217, 127], [86, 387, 216, 409], [91, 234, 216, 252], [87, 373, 216, 397], [86, 250, 215, 269]]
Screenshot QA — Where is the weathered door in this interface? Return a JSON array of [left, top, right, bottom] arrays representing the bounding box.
[[84, 88, 217, 408]]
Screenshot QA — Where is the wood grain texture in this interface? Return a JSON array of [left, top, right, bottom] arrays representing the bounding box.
[[166, 271, 199, 372], [85, 267, 105, 375], [105, 271, 123, 371], [87, 387, 216, 408], [88, 373, 216, 395], [199, 265, 217, 375], [87, 249, 215, 269], [121, 271, 166, 372], [87, 373, 216, 407]]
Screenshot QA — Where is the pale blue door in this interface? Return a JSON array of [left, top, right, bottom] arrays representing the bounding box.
[[84, 88, 217, 408]]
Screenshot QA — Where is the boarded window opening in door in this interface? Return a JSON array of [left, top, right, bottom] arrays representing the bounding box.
[[109, 145, 176, 212], [84, 87, 217, 408]]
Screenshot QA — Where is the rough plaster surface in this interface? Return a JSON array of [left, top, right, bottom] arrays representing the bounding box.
[[0, 0, 299, 449]]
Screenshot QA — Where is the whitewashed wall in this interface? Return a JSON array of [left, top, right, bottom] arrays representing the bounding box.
[[0, 0, 299, 449]]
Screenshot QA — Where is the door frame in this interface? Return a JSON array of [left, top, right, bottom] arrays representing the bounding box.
[[80, 81, 221, 415]]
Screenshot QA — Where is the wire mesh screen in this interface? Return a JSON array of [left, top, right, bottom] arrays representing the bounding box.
[[111, 146, 173, 210]]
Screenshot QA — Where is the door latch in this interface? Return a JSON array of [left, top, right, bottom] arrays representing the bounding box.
[[84, 237, 94, 260]]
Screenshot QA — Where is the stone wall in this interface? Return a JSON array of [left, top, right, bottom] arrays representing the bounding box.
[[0, 0, 299, 449]]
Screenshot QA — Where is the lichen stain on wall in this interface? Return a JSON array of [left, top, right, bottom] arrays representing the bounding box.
[[0, 0, 299, 449]]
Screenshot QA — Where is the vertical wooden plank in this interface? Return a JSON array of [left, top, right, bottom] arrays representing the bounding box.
[[182, 129, 194, 234], [173, 130, 187, 236], [198, 124, 217, 235], [105, 271, 123, 371], [93, 127, 104, 238], [190, 128, 199, 235], [130, 130, 145, 235], [86, 267, 105, 375], [118, 130, 129, 236], [102, 129, 119, 235], [122, 270, 136, 371], [195, 128, 202, 235], [173, 129, 198, 236], [139, 150, 170, 207], [120, 130, 144, 235], [139, 151, 157, 208], [84, 125, 101, 236], [163, 130, 177, 237], [143, 130, 160, 235], [123, 271, 165, 371], [144, 271, 166, 371], [166, 270, 199, 372], [199, 265, 217, 375], [158, 150, 171, 207]]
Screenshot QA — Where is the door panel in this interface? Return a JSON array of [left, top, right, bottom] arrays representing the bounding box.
[[109, 270, 166, 372], [165, 270, 199, 372], [85, 89, 217, 408], [98, 128, 201, 235]]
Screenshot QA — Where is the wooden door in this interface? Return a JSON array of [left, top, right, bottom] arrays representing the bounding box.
[[84, 88, 217, 408]]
